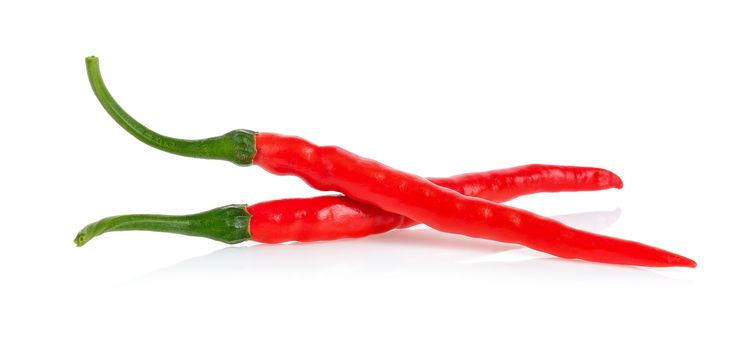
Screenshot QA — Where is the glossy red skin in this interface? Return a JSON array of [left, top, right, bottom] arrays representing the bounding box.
[[429, 164, 623, 203], [251, 133, 695, 267], [248, 165, 622, 243], [248, 196, 403, 244], [397, 164, 623, 228]]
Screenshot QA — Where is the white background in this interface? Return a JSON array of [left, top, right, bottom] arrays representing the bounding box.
[[1, 1, 744, 349]]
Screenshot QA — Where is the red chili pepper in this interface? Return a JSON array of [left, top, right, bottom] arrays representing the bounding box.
[[75, 165, 620, 245], [82, 57, 695, 268], [397, 164, 623, 228], [428, 164, 623, 203], [252, 133, 693, 267], [253, 165, 625, 243]]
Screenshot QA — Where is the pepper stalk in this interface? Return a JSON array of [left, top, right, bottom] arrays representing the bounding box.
[[74, 205, 251, 246], [85, 56, 257, 166]]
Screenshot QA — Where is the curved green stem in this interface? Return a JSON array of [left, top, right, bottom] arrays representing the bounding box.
[[74, 205, 252, 246], [85, 56, 256, 166]]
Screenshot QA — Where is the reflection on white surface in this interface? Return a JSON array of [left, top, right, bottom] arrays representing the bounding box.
[[124, 209, 691, 286], [551, 208, 621, 232]]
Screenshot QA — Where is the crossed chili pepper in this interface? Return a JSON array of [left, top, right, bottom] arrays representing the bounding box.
[[75, 56, 695, 268]]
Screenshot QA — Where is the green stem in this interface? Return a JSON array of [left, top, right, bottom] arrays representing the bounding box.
[[85, 56, 256, 166], [74, 205, 252, 246]]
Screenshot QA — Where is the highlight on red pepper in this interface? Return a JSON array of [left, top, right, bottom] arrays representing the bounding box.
[[81, 56, 696, 268], [74, 165, 622, 246]]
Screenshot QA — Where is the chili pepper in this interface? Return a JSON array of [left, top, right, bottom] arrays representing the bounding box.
[[83, 56, 695, 267], [423, 164, 623, 203], [396, 164, 623, 228], [392, 164, 623, 227], [74, 165, 622, 245]]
